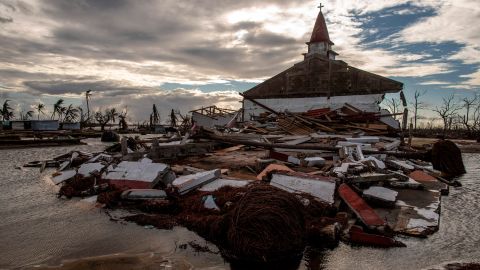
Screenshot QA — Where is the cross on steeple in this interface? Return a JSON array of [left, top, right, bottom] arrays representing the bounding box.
[[318, 3, 324, 12]]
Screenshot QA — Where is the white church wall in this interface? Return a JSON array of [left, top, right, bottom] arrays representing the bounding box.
[[243, 94, 384, 120]]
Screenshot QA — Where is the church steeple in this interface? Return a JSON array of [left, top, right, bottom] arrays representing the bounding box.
[[305, 4, 338, 60]]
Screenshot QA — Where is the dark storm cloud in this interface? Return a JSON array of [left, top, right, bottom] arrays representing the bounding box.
[[0, 0, 311, 120], [37, 0, 303, 74], [244, 31, 298, 46], [23, 79, 150, 96], [0, 16, 13, 23]]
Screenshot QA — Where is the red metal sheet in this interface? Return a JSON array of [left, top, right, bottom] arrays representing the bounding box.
[[108, 179, 153, 190], [409, 170, 437, 182], [310, 10, 332, 44], [349, 226, 405, 248], [338, 183, 386, 228]]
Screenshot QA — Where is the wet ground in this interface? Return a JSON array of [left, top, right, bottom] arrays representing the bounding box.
[[0, 139, 479, 269]]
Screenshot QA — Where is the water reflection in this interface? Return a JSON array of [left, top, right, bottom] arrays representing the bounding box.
[[0, 142, 479, 270]]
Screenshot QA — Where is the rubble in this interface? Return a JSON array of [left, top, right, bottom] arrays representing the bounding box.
[[270, 172, 336, 204], [29, 101, 467, 267], [103, 161, 169, 189], [362, 186, 398, 207], [172, 169, 221, 195], [23, 4, 471, 266], [338, 183, 387, 230]]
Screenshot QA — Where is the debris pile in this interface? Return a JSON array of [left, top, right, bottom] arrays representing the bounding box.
[[243, 104, 401, 136], [29, 103, 466, 267]]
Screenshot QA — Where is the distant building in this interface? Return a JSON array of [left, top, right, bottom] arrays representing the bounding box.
[[242, 5, 403, 120], [61, 122, 81, 130], [191, 106, 239, 128], [31, 120, 59, 131], [11, 121, 28, 130]]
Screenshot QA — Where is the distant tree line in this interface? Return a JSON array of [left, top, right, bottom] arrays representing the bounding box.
[[383, 89, 480, 139], [0, 90, 128, 131]]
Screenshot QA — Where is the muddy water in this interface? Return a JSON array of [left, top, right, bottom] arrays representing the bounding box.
[[0, 140, 479, 270]]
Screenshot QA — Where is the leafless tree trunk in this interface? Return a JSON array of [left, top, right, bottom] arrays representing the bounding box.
[[411, 90, 426, 130], [432, 94, 461, 134], [461, 94, 478, 134], [385, 97, 401, 120]]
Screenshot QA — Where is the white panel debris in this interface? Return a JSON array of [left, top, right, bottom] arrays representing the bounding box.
[[173, 169, 221, 194], [361, 156, 386, 169], [304, 157, 326, 167], [287, 155, 301, 165], [87, 154, 112, 163], [363, 186, 398, 203], [388, 160, 415, 170], [58, 161, 70, 171], [52, 170, 76, 185], [78, 162, 105, 176], [203, 195, 220, 211], [121, 189, 167, 200], [140, 157, 153, 163], [270, 173, 336, 204], [104, 161, 169, 183]]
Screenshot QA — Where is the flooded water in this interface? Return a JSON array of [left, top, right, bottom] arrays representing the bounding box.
[[0, 140, 479, 269]]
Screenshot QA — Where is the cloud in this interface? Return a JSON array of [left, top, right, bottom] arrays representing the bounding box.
[[399, 0, 480, 66], [88, 88, 242, 123], [419, 80, 451, 85], [0, 0, 479, 121], [0, 16, 13, 23], [460, 70, 480, 86]]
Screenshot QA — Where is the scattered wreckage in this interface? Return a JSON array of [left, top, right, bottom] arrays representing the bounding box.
[[27, 102, 466, 267]]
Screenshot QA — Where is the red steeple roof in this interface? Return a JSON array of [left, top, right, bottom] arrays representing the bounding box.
[[309, 9, 333, 45]]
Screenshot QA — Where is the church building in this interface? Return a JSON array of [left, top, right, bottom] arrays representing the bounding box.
[[241, 5, 403, 120]]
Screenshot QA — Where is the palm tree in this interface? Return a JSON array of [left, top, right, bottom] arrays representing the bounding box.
[[107, 108, 118, 125], [51, 99, 65, 120], [63, 104, 79, 123], [20, 110, 34, 120], [35, 103, 45, 120], [0, 100, 14, 121]]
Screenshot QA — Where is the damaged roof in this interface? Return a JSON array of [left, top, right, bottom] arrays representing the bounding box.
[[242, 55, 403, 99], [309, 9, 333, 45]]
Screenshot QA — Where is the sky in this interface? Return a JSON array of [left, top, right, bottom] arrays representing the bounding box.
[[0, 0, 479, 123]]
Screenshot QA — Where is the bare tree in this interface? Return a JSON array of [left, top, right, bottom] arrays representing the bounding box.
[[118, 108, 128, 131], [150, 104, 160, 127], [384, 97, 401, 119], [432, 94, 461, 132], [410, 90, 427, 130], [85, 90, 92, 123], [95, 110, 111, 131], [460, 94, 478, 133]]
